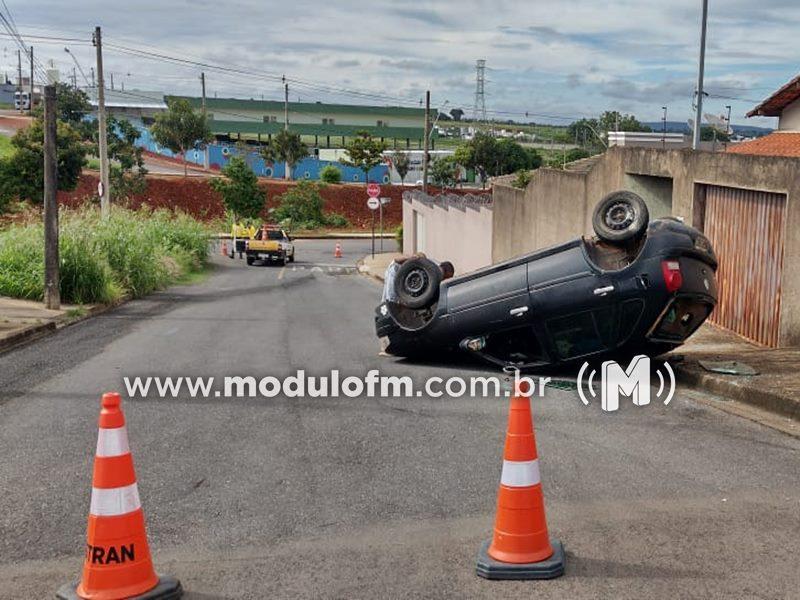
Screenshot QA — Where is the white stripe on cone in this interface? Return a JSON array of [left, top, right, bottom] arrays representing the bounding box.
[[90, 483, 141, 516], [95, 427, 130, 458], [500, 459, 541, 487]]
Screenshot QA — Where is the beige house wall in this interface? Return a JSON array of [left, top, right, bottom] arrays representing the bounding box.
[[492, 147, 800, 346]]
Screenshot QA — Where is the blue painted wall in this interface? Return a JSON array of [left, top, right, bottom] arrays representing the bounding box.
[[129, 118, 390, 183]]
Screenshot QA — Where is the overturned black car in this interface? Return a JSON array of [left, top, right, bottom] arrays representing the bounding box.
[[375, 191, 718, 369]]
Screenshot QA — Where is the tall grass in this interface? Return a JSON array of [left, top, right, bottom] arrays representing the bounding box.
[[0, 205, 212, 304]]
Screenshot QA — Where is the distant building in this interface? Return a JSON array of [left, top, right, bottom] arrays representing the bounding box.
[[171, 96, 433, 148], [87, 89, 168, 121], [608, 131, 690, 149], [729, 73, 800, 157]]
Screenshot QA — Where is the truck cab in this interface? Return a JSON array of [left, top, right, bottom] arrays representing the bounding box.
[[245, 226, 295, 266]]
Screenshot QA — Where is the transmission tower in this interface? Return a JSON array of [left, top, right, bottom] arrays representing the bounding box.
[[472, 59, 487, 123]]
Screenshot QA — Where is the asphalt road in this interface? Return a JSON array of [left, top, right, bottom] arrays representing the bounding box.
[[0, 239, 798, 599]]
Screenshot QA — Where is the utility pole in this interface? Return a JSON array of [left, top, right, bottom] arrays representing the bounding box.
[[662, 106, 668, 150], [422, 90, 430, 194], [200, 72, 209, 169], [29, 47, 34, 115], [200, 72, 206, 115], [283, 79, 289, 131], [692, 0, 709, 150], [93, 26, 111, 218], [16, 49, 21, 112], [43, 85, 60, 310], [110, 72, 114, 90], [72, 67, 77, 89]]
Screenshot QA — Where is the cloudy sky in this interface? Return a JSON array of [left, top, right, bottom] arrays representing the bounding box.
[[8, 1, 800, 126]]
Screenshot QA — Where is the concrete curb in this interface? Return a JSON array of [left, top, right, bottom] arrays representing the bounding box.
[[0, 296, 130, 356], [675, 363, 800, 421], [355, 259, 385, 284], [216, 232, 396, 240], [0, 321, 57, 355]]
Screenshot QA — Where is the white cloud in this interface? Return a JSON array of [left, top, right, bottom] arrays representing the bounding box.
[[10, 0, 800, 125]]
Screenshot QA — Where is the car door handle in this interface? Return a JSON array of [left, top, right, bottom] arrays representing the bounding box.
[[509, 306, 529, 317], [593, 285, 614, 296]]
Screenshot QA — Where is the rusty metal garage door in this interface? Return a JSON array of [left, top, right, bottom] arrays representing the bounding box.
[[703, 185, 786, 347]]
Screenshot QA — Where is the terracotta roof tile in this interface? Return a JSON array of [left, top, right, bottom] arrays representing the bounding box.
[[727, 132, 800, 157]]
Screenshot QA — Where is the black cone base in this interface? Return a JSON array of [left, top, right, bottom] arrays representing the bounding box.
[[56, 575, 182, 599], [476, 538, 565, 580]]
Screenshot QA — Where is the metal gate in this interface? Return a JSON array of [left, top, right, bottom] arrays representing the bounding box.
[[702, 185, 786, 347]]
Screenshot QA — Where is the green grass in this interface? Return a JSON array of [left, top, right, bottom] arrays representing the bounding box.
[[0, 205, 213, 304], [0, 134, 14, 159]]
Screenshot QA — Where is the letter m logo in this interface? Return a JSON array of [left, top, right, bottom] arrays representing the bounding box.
[[601, 355, 651, 412]]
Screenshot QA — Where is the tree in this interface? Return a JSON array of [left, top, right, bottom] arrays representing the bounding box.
[[453, 132, 496, 188], [568, 111, 650, 150], [453, 133, 540, 187], [32, 82, 91, 126], [0, 118, 87, 205], [391, 151, 411, 185], [260, 130, 308, 180], [429, 155, 459, 189], [106, 117, 148, 200], [151, 98, 212, 177], [700, 126, 731, 143], [210, 156, 265, 219], [343, 130, 387, 185]]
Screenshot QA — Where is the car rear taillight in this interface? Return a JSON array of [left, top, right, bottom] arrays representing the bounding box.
[[661, 260, 683, 292]]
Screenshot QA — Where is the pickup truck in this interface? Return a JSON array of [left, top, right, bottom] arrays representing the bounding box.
[[245, 227, 295, 266]]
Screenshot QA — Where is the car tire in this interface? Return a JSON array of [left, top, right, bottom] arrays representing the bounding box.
[[288, 253, 295, 263], [394, 257, 442, 309], [592, 191, 649, 243], [246, 256, 255, 266]]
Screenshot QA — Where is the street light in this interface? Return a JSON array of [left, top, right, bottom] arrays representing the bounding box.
[[64, 47, 90, 88]]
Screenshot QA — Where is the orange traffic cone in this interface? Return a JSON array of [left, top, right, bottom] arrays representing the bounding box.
[[334, 243, 343, 259], [57, 393, 182, 600], [476, 377, 565, 580]]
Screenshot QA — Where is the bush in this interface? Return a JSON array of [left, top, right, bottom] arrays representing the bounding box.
[[325, 212, 349, 228], [319, 165, 342, 184], [512, 170, 532, 189], [0, 205, 211, 304], [395, 224, 403, 251], [273, 181, 326, 229]]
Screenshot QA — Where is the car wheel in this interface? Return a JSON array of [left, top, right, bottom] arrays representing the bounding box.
[[246, 256, 255, 266], [288, 253, 295, 263], [394, 257, 442, 309], [592, 191, 649, 243]]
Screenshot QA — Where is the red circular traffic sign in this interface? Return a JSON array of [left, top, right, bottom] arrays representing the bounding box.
[[367, 183, 381, 198]]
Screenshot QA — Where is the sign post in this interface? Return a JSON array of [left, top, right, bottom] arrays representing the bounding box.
[[367, 185, 381, 259]]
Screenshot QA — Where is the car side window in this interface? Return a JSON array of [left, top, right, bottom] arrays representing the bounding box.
[[547, 311, 607, 360]]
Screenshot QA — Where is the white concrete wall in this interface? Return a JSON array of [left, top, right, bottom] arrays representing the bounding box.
[[778, 99, 800, 131], [402, 195, 493, 275]]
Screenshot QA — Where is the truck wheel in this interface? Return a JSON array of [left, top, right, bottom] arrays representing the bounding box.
[[246, 256, 255, 266], [394, 257, 442, 309], [592, 191, 649, 243]]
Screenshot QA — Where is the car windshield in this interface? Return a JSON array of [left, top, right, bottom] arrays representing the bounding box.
[[264, 230, 283, 240]]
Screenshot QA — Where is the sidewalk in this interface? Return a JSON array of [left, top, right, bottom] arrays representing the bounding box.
[[357, 252, 403, 282], [672, 324, 800, 422], [0, 297, 102, 354]]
